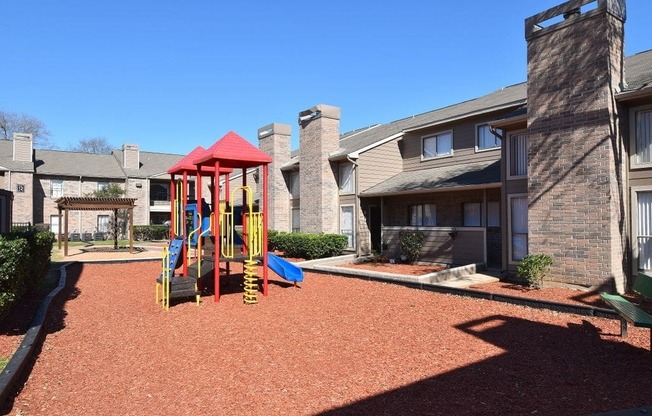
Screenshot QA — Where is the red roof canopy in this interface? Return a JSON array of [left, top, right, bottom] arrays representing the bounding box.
[[168, 145, 233, 175], [194, 131, 272, 169]]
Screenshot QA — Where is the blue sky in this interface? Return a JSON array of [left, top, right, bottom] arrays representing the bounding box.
[[2, 0, 651, 154]]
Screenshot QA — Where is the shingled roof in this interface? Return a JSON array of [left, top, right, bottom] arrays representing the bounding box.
[[360, 160, 501, 197], [326, 50, 652, 160]]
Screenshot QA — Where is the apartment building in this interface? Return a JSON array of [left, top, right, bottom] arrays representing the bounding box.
[[259, 0, 652, 292], [0, 137, 184, 235]]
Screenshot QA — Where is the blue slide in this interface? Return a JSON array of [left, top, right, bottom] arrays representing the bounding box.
[[267, 253, 304, 283]]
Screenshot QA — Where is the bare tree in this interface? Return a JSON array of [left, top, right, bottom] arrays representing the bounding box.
[[71, 136, 114, 154], [0, 110, 53, 148]]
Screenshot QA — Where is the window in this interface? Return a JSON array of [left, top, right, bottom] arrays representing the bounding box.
[[50, 215, 60, 235], [422, 131, 452, 159], [289, 172, 300, 199], [16, 184, 25, 193], [508, 132, 527, 178], [97, 215, 110, 233], [291, 208, 300, 233], [636, 191, 652, 270], [340, 205, 355, 248], [510, 196, 528, 262], [487, 201, 500, 227], [339, 163, 354, 194], [463, 202, 481, 226], [51, 179, 63, 198], [634, 108, 652, 165], [97, 182, 109, 192], [477, 125, 502, 151], [408, 204, 436, 226]]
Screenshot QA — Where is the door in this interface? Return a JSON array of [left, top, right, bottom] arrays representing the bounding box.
[[369, 205, 381, 253], [340, 205, 354, 249]]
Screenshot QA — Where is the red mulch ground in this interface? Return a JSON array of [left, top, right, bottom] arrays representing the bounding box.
[[1, 260, 651, 415]]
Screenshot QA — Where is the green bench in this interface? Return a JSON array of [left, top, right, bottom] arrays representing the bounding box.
[[600, 272, 652, 344]]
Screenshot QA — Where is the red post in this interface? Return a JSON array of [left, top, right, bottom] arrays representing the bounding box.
[[213, 161, 221, 302], [182, 171, 188, 278], [170, 174, 176, 239]]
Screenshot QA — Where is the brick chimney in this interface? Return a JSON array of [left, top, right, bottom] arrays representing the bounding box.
[[258, 123, 291, 232], [122, 144, 140, 170], [525, 0, 627, 291], [12, 133, 33, 162], [298, 104, 341, 234]]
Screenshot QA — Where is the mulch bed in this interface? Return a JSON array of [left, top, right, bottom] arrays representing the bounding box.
[[1, 260, 651, 415]]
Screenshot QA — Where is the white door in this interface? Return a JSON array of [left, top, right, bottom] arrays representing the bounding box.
[[50, 215, 60, 236], [340, 206, 354, 249]]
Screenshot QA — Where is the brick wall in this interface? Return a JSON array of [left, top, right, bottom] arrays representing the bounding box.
[[526, 1, 627, 290], [298, 105, 340, 234], [258, 123, 291, 232]]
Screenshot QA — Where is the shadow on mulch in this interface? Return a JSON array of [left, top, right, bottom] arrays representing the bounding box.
[[0, 263, 84, 415], [318, 315, 652, 416]]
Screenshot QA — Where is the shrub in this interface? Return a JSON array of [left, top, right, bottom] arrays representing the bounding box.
[[133, 225, 169, 241], [267, 231, 348, 260], [0, 230, 55, 315], [0, 237, 30, 314], [399, 230, 425, 263], [516, 254, 554, 289]]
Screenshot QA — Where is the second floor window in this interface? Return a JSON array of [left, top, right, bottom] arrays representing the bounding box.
[[51, 179, 63, 198], [422, 131, 452, 160], [289, 172, 300, 199], [409, 204, 436, 226], [635, 108, 652, 164], [477, 125, 502, 151], [508, 132, 527, 178], [339, 163, 354, 194], [97, 182, 109, 192]]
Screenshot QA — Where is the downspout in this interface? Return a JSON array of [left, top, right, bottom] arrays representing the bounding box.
[[346, 155, 360, 256], [78, 176, 83, 233]]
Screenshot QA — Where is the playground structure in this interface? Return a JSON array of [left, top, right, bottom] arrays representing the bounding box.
[[156, 132, 303, 310]]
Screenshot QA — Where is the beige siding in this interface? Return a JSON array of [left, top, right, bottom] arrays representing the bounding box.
[[358, 139, 403, 191], [401, 116, 504, 172]]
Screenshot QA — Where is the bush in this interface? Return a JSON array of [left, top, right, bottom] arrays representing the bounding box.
[[516, 254, 554, 289], [399, 230, 425, 263], [0, 230, 55, 315], [267, 231, 348, 260], [133, 225, 169, 241], [0, 237, 30, 313]]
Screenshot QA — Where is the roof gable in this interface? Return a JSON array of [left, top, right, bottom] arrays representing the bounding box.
[[195, 131, 272, 168]]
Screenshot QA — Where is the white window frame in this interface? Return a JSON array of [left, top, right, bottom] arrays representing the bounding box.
[[475, 124, 502, 152], [50, 215, 60, 236], [339, 162, 355, 194], [97, 215, 110, 233], [629, 104, 652, 169], [507, 130, 528, 180], [463, 202, 482, 226], [508, 194, 528, 264], [97, 181, 109, 192], [631, 186, 652, 275], [421, 130, 453, 160], [51, 179, 63, 198], [340, 204, 355, 249]]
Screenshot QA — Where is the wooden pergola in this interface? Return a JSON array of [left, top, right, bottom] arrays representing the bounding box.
[[54, 197, 137, 256]]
